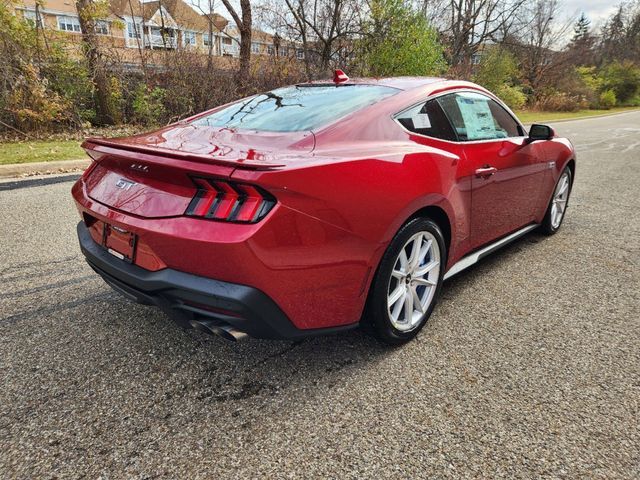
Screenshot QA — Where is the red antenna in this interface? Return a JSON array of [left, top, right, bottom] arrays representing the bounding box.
[[333, 69, 349, 84]]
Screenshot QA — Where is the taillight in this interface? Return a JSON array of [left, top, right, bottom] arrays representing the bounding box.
[[185, 177, 276, 223]]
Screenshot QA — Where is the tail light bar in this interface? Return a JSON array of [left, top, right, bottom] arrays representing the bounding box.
[[185, 177, 276, 223]]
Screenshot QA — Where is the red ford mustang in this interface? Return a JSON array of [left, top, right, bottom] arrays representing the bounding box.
[[72, 73, 575, 344]]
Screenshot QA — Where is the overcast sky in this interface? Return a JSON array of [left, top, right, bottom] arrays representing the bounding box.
[[561, 0, 619, 28]]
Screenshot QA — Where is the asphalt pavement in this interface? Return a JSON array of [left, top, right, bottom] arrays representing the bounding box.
[[1, 112, 639, 478]]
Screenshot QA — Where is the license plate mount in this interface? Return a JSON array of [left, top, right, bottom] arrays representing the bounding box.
[[102, 223, 137, 263]]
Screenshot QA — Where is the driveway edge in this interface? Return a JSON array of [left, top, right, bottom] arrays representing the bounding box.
[[0, 159, 90, 179]]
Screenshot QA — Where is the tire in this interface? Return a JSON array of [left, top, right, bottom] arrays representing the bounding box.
[[365, 217, 446, 345], [540, 166, 572, 235]]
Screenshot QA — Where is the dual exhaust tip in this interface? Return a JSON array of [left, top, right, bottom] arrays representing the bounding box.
[[189, 318, 249, 342]]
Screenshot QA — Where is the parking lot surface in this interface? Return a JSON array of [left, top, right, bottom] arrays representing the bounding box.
[[1, 112, 639, 478]]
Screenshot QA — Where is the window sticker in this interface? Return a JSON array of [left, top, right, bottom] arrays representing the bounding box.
[[412, 113, 432, 129], [455, 96, 496, 140]]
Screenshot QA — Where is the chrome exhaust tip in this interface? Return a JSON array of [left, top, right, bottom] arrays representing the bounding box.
[[189, 319, 249, 342]]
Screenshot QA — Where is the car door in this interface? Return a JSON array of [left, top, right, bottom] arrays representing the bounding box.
[[437, 91, 548, 250]]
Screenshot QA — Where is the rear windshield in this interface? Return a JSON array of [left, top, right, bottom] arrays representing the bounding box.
[[192, 84, 399, 132]]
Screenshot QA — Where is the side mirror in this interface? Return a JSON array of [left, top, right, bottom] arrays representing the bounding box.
[[527, 124, 555, 143]]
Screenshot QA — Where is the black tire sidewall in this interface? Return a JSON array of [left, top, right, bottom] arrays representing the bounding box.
[[367, 217, 447, 345]]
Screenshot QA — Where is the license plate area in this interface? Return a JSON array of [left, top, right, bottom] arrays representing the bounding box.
[[102, 223, 136, 263]]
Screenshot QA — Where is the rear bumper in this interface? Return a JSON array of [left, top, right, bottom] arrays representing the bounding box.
[[77, 222, 356, 339]]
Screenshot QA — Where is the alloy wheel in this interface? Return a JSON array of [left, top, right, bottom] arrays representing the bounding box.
[[551, 171, 570, 229], [387, 231, 441, 332]]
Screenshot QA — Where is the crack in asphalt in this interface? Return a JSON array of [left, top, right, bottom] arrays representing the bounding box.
[[0, 291, 114, 326], [0, 275, 95, 299]]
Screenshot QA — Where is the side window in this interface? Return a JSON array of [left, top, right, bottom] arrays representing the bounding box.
[[437, 92, 521, 141], [396, 99, 457, 141]]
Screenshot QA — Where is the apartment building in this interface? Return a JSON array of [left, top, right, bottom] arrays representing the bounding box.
[[13, 0, 301, 66]]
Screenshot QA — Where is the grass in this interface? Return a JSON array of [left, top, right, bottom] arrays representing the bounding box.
[[0, 139, 84, 165], [515, 106, 639, 124]]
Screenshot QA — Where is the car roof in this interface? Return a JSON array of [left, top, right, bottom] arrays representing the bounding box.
[[302, 76, 447, 91]]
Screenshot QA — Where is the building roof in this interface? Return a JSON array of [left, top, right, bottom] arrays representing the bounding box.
[[110, 0, 227, 32], [143, 0, 226, 32]]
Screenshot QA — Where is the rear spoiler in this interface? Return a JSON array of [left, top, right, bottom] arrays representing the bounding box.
[[82, 138, 286, 170]]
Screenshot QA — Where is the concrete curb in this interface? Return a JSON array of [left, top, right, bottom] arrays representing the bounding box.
[[0, 159, 90, 179]]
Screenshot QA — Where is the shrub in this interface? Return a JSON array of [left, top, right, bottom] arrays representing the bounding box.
[[598, 61, 640, 104], [472, 47, 526, 108], [358, 0, 446, 77], [495, 85, 527, 110], [132, 84, 167, 126], [0, 1, 92, 133], [533, 90, 587, 112], [599, 89, 617, 109]]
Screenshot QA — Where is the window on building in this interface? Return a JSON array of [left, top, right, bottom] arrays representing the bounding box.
[[222, 36, 232, 45], [296, 49, 304, 60], [251, 42, 260, 54], [183, 31, 196, 46], [95, 20, 109, 35], [471, 54, 482, 65], [23, 10, 43, 28], [127, 21, 141, 39], [58, 16, 81, 33], [279, 47, 288, 57], [203, 33, 211, 46], [267, 45, 274, 55]]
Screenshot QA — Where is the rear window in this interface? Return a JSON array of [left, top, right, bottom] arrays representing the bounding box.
[[192, 84, 399, 132]]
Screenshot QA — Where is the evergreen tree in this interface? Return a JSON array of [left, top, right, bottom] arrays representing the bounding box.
[[573, 13, 591, 42]]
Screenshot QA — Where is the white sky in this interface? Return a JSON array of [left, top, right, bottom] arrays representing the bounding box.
[[562, 0, 619, 29]]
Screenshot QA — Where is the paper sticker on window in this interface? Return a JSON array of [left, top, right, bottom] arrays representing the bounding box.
[[412, 113, 431, 129], [456, 96, 496, 140]]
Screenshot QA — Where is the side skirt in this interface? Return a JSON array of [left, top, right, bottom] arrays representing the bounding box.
[[443, 224, 539, 280]]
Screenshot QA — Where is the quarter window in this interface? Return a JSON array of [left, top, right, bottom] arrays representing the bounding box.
[[437, 92, 521, 141], [396, 99, 457, 141]]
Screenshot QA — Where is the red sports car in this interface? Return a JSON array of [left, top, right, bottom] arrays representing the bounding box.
[[72, 72, 575, 344]]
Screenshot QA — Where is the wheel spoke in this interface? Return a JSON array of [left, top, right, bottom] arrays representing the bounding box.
[[398, 249, 408, 270], [411, 287, 424, 314], [408, 235, 422, 271], [415, 260, 439, 277], [391, 292, 404, 320], [388, 285, 405, 308], [418, 239, 432, 264], [391, 269, 404, 279], [558, 180, 569, 196], [403, 289, 414, 323], [413, 277, 437, 287]]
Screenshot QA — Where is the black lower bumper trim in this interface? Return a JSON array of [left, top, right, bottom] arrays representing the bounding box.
[[77, 222, 357, 339]]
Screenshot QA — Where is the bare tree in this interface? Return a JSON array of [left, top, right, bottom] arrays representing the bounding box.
[[508, 0, 571, 92], [263, 0, 363, 74], [76, 0, 116, 124], [191, 0, 222, 71], [423, 0, 527, 71], [219, 0, 252, 82]]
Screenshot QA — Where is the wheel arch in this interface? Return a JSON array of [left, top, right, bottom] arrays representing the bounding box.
[[406, 205, 452, 260]]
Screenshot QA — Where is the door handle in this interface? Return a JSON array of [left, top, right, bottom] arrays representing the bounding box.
[[475, 166, 497, 178]]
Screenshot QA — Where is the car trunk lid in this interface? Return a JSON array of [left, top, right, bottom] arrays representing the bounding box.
[[82, 124, 313, 218]]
